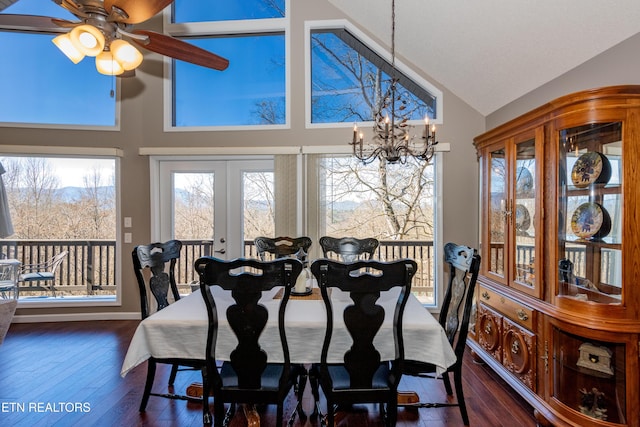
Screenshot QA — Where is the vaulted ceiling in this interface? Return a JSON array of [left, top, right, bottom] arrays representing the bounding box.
[[329, 0, 640, 115]]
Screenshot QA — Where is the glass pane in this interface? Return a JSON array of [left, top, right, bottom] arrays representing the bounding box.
[[553, 328, 626, 423], [173, 0, 285, 22], [318, 156, 436, 305], [173, 35, 285, 127], [514, 138, 536, 288], [173, 173, 215, 240], [558, 122, 623, 304], [0, 156, 117, 301], [310, 29, 436, 124], [243, 171, 274, 255], [0, 32, 117, 126], [489, 148, 506, 278]]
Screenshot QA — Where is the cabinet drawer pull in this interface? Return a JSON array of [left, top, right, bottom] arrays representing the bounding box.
[[481, 291, 490, 300], [516, 309, 529, 321], [511, 340, 520, 354]]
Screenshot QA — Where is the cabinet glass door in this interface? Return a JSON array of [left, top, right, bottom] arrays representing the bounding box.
[[557, 122, 623, 304], [513, 137, 537, 292], [488, 148, 507, 280]]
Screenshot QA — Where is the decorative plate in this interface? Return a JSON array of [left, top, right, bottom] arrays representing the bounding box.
[[515, 204, 531, 232], [571, 152, 611, 188], [515, 167, 533, 196], [570, 202, 611, 240]]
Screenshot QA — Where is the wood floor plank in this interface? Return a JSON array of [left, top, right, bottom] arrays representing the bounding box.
[[0, 320, 537, 426]]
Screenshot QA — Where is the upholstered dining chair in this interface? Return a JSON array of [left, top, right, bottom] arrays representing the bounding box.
[[195, 256, 304, 427], [132, 239, 203, 411], [254, 236, 312, 261], [318, 236, 379, 262], [309, 258, 417, 427], [398, 242, 481, 426]]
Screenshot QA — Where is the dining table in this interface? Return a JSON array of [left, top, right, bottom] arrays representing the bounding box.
[[121, 285, 457, 378]]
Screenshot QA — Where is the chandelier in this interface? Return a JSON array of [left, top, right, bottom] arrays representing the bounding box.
[[349, 0, 438, 164]]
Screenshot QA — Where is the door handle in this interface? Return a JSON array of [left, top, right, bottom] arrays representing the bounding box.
[[214, 248, 226, 254]]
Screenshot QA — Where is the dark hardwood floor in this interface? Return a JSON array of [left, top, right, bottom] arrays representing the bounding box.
[[0, 320, 537, 426]]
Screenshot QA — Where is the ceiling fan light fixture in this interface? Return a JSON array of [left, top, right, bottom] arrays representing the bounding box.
[[95, 50, 124, 76], [110, 39, 143, 71], [52, 33, 85, 64], [70, 24, 105, 57]]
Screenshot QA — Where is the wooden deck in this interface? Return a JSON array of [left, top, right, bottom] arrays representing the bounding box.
[[0, 320, 537, 426]]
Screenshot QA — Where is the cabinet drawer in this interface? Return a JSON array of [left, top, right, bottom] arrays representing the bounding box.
[[479, 285, 534, 330]]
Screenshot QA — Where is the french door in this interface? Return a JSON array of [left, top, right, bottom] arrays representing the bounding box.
[[156, 159, 274, 259]]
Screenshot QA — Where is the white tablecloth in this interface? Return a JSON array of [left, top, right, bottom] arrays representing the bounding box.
[[121, 288, 456, 377]]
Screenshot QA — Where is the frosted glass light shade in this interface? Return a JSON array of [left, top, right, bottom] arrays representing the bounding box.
[[95, 51, 124, 75], [110, 39, 143, 71], [69, 25, 105, 57], [52, 33, 85, 64]]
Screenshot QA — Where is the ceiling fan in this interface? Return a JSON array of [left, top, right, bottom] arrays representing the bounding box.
[[0, 0, 229, 75]]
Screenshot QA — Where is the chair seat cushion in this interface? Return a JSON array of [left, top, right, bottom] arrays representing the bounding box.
[[328, 363, 391, 390], [19, 272, 54, 282], [219, 362, 288, 391]]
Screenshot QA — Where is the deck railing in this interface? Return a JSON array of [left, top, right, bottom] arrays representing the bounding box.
[[3, 239, 435, 301], [0, 240, 116, 296]]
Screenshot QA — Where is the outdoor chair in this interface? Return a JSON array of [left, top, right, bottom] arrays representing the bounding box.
[[132, 239, 203, 411], [398, 242, 481, 426], [17, 250, 68, 297], [195, 256, 305, 427], [319, 236, 379, 262], [309, 258, 417, 427]]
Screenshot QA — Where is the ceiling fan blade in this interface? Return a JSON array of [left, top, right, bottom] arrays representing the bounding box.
[[132, 30, 229, 71], [0, 14, 71, 33], [104, 0, 174, 24]]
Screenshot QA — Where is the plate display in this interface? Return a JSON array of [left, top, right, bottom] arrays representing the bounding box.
[[571, 152, 611, 188], [515, 204, 531, 232], [570, 202, 611, 240], [515, 167, 533, 196]]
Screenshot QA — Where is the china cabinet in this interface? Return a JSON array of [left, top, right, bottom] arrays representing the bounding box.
[[469, 86, 640, 427]]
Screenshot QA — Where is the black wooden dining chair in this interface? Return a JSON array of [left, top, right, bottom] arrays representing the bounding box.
[[398, 242, 481, 426], [254, 236, 312, 261], [195, 256, 305, 427], [319, 236, 379, 262], [309, 258, 417, 427], [132, 239, 203, 411]]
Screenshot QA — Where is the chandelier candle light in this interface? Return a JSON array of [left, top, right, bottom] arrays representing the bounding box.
[[350, 0, 438, 164]]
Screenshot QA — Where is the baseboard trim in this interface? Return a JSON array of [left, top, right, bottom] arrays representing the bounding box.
[[12, 312, 141, 323]]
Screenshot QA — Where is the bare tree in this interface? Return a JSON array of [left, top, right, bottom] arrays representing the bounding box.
[[243, 172, 275, 239], [321, 156, 434, 241], [174, 173, 215, 240], [5, 158, 60, 239]]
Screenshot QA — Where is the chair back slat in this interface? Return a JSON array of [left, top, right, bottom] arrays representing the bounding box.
[[319, 236, 379, 262], [311, 258, 416, 389], [440, 243, 481, 357], [132, 240, 182, 318], [254, 236, 312, 261], [195, 257, 302, 389]]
